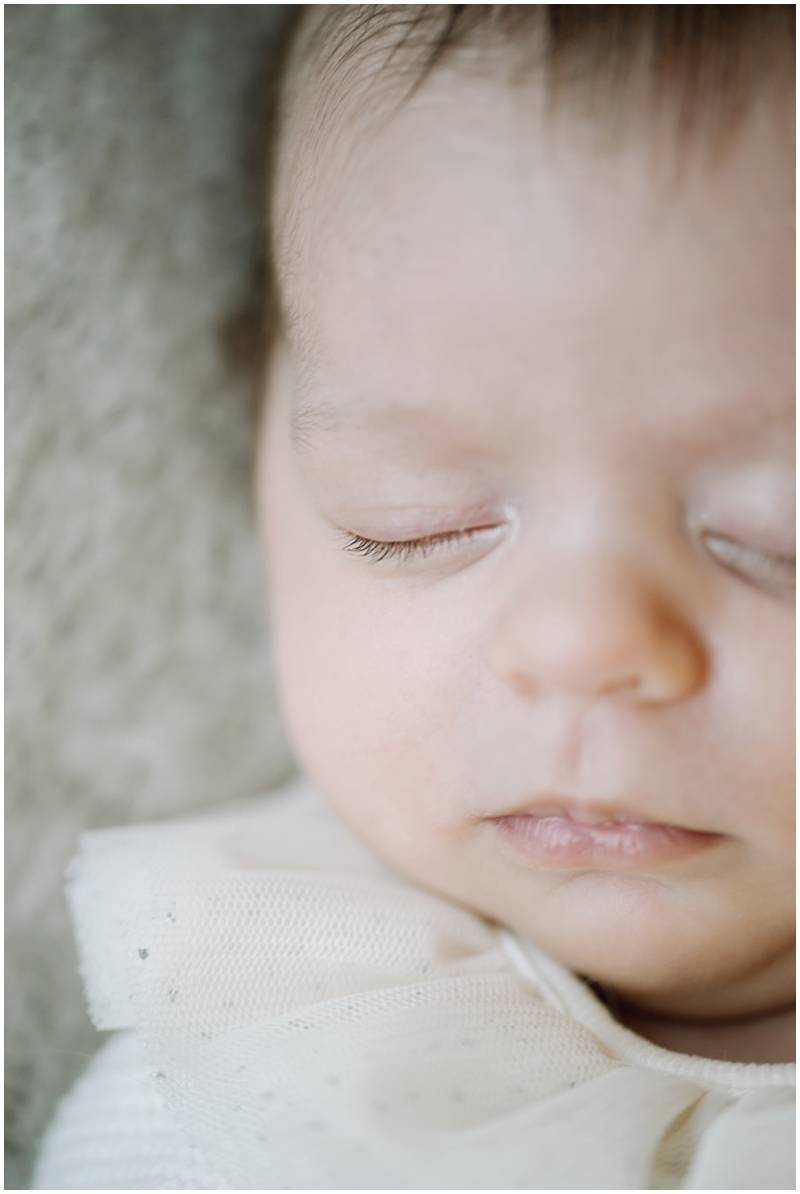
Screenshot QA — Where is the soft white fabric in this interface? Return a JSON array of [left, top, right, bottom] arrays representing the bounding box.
[[34, 779, 795, 1190]]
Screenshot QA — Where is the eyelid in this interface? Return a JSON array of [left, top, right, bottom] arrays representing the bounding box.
[[701, 531, 795, 593], [340, 525, 500, 564]]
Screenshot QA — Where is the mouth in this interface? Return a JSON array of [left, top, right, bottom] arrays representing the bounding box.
[[488, 796, 724, 870]]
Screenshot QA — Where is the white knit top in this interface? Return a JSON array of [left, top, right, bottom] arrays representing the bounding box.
[[34, 778, 795, 1190]]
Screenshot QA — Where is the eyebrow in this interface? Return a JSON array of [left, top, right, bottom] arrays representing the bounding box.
[[286, 343, 433, 450], [289, 376, 793, 458], [666, 394, 794, 458], [289, 371, 347, 450], [290, 388, 439, 455]]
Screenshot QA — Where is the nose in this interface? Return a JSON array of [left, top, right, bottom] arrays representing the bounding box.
[[490, 556, 707, 705]]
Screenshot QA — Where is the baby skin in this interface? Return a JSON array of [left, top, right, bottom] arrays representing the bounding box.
[[257, 14, 795, 1064]]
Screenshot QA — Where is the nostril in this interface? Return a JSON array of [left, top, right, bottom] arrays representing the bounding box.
[[491, 573, 707, 707]]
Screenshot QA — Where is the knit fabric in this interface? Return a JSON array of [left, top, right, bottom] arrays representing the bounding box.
[[34, 780, 795, 1190]]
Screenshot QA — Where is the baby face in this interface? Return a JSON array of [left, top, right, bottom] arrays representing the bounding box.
[[257, 46, 794, 1019]]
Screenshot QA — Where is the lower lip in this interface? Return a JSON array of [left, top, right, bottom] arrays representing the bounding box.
[[491, 814, 722, 870]]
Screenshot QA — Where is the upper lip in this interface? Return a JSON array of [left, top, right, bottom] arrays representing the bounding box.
[[492, 793, 683, 828]]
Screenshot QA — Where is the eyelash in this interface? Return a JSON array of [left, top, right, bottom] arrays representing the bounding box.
[[342, 526, 795, 590], [341, 527, 490, 563], [700, 533, 795, 593]]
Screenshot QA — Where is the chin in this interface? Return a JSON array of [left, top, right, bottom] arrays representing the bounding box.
[[491, 872, 726, 997], [542, 932, 704, 998]]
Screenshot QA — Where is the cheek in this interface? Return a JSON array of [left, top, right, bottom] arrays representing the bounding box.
[[733, 615, 795, 833], [261, 440, 467, 855], [273, 573, 463, 837], [692, 600, 795, 862]]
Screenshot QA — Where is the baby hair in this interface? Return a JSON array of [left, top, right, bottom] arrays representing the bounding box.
[[249, 4, 793, 358]]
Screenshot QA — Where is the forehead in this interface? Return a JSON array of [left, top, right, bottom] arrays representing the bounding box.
[[273, 43, 793, 451]]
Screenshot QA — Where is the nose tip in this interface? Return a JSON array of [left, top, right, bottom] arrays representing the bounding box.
[[492, 569, 706, 706]]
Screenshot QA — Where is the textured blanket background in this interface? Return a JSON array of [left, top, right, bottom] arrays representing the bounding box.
[[6, 8, 297, 1185]]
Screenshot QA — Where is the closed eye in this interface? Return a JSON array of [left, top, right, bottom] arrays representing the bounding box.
[[702, 532, 795, 596], [340, 526, 498, 563]]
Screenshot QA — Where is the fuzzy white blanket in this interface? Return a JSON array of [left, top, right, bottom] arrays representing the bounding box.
[[6, 8, 294, 1185]]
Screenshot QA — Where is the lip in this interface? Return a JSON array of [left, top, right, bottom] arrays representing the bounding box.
[[489, 795, 723, 870]]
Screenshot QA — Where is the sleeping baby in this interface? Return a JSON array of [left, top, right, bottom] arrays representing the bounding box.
[[35, 5, 795, 1189]]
